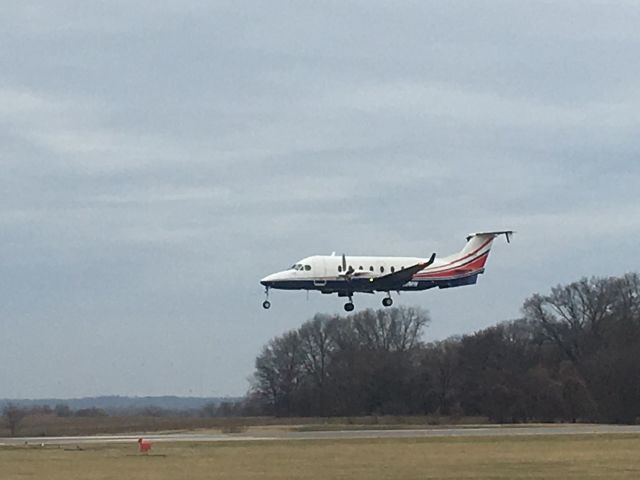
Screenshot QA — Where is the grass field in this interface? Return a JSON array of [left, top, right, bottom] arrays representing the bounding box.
[[2, 434, 640, 479], [0, 414, 487, 437]]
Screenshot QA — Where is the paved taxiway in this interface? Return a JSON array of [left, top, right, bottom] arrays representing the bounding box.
[[2, 424, 640, 446]]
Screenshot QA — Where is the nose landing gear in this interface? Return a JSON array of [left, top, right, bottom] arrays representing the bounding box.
[[262, 287, 271, 309]]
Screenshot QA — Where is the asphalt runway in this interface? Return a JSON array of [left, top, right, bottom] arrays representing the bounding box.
[[2, 424, 640, 446]]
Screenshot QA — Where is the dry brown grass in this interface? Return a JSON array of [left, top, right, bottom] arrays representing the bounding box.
[[1, 434, 640, 479], [0, 414, 487, 437]]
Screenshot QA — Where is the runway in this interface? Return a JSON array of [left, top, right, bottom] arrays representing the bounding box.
[[2, 424, 640, 446]]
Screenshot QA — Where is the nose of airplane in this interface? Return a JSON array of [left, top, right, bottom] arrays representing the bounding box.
[[260, 273, 277, 287], [261, 271, 290, 287]]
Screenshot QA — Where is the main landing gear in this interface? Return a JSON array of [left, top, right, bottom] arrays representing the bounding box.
[[344, 293, 355, 312], [262, 287, 271, 309], [382, 294, 393, 307], [342, 293, 392, 311]]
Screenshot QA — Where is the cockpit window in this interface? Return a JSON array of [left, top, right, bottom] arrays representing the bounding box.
[[304, 265, 311, 271]]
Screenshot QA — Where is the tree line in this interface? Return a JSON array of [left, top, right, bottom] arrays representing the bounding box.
[[0, 401, 249, 437], [250, 273, 640, 423]]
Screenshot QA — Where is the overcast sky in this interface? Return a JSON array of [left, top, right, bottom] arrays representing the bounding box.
[[1, 1, 639, 398]]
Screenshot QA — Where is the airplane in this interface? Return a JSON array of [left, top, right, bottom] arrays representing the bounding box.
[[260, 230, 513, 311]]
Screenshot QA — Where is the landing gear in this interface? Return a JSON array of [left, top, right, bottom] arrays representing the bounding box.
[[262, 287, 271, 309], [344, 292, 355, 312], [382, 294, 393, 307]]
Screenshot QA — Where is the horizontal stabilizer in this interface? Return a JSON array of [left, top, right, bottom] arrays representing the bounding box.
[[466, 230, 514, 243]]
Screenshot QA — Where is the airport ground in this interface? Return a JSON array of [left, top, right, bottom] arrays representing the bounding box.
[[2, 426, 640, 479], [0, 413, 497, 437]]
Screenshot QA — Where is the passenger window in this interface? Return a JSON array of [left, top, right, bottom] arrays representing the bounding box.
[[338, 265, 342, 273], [305, 265, 311, 271], [359, 266, 363, 270], [391, 266, 395, 273], [369, 266, 374, 272], [380, 266, 385, 273]]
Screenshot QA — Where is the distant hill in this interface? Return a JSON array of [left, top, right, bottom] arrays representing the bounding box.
[[0, 396, 240, 413]]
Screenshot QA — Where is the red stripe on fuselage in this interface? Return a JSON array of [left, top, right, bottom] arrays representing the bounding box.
[[422, 237, 493, 274], [413, 251, 490, 279]]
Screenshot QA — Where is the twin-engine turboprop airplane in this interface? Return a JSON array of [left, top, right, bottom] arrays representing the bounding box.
[[260, 231, 513, 311]]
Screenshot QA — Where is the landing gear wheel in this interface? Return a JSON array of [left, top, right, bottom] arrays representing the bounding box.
[[344, 302, 355, 312], [262, 300, 271, 309], [382, 297, 393, 307]]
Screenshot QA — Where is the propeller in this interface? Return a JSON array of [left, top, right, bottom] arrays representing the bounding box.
[[340, 254, 355, 301], [341, 254, 354, 281]]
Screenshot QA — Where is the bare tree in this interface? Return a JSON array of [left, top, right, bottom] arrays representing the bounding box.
[[351, 306, 430, 352], [2, 403, 27, 437], [299, 314, 335, 385], [523, 277, 620, 362], [421, 338, 461, 414], [253, 330, 303, 415], [298, 314, 337, 414]]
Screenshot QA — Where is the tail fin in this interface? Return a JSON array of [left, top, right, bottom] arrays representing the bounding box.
[[417, 231, 513, 283], [452, 230, 513, 271]]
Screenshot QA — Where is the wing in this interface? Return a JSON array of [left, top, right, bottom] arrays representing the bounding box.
[[368, 253, 436, 290]]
